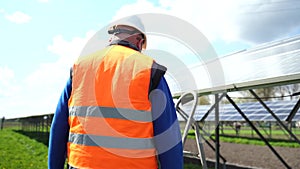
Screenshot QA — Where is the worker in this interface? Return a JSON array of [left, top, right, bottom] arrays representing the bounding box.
[[48, 15, 183, 169]]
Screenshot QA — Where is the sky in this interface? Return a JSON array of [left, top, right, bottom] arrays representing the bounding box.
[[1, 0, 300, 119]]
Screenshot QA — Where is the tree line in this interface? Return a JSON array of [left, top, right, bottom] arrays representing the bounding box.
[[197, 83, 300, 105]]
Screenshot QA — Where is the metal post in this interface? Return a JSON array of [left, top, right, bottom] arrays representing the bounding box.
[[257, 121, 271, 139], [220, 122, 224, 134], [176, 107, 227, 165], [269, 122, 272, 139], [176, 92, 207, 169], [179, 94, 228, 166], [178, 107, 227, 164], [194, 124, 208, 169], [180, 92, 198, 145], [215, 94, 220, 169], [0, 117, 4, 130], [42, 117, 44, 133], [47, 115, 50, 144], [286, 97, 300, 122], [226, 94, 291, 169]]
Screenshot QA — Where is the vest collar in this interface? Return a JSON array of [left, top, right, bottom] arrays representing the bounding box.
[[109, 40, 140, 51]]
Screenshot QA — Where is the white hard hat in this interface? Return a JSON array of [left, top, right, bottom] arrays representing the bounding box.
[[108, 16, 147, 49]]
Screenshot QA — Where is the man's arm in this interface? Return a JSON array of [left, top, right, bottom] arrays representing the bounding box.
[[150, 77, 183, 169], [48, 78, 72, 169]]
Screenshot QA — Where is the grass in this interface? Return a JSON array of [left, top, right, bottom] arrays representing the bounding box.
[[0, 129, 48, 169], [216, 135, 300, 148], [220, 127, 300, 136], [184, 163, 204, 169], [187, 129, 300, 148], [0, 129, 204, 169]]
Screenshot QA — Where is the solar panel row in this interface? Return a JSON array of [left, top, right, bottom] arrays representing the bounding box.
[[177, 100, 300, 122], [170, 35, 300, 96]]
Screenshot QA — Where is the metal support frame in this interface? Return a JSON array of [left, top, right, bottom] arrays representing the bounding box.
[[286, 97, 300, 122], [200, 93, 226, 122], [176, 91, 208, 169], [177, 107, 208, 168], [198, 93, 227, 167], [190, 119, 228, 164], [215, 94, 220, 169], [256, 121, 272, 138], [249, 89, 300, 144], [226, 94, 291, 169]]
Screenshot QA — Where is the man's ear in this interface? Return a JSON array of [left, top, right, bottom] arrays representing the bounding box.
[[137, 39, 144, 51], [108, 36, 113, 43]]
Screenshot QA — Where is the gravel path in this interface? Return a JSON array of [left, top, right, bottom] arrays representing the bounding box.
[[184, 138, 300, 169]]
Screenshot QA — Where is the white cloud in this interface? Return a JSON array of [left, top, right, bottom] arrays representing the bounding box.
[[0, 66, 20, 97], [28, 30, 96, 88], [0, 66, 22, 118], [0, 31, 96, 119], [12, 31, 97, 117], [47, 30, 95, 66], [5, 11, 31, 24], [0, 66, 51, 119], [0, 9, 5, 14], [235, 0, 300, 43], [112, 0, 300, 45], [111, 0, 239, 42], [110, 1, 231, 63], [0, 66, 14, 85]]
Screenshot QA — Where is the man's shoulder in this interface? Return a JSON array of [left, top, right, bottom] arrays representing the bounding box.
[[75, 46, 112, 63]]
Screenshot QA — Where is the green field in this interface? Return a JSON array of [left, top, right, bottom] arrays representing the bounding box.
[[220, 127, 300, 136], [187, 128, 300, 148], [0, 129, 48, 169], [1, 127, 299, 169], [0, 129, 204, 169]]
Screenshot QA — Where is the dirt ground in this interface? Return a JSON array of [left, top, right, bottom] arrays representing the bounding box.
[[184, 138, 300, 169]]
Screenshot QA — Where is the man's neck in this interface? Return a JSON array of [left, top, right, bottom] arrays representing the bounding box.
[[109, 40, 140, 51]]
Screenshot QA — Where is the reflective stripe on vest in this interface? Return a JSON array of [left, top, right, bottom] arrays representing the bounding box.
[[69, 106, 152, 122], [69, 133, 155, 149], [67, 45, 158, 169]]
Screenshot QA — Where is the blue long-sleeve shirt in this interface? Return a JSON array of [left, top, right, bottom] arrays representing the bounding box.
[[48, 76, 183, 169]]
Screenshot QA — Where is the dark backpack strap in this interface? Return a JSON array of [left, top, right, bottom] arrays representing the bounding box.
[[149, 61, 167, 95]]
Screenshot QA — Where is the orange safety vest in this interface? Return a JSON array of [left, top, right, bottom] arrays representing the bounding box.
[[68, 45, 163, 169]]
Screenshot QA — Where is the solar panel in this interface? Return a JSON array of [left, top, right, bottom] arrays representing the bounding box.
[[294, 114, 300, 121], [169, 35, 300, 96], [219, 115, 231, 120], [226, 115, 244, 121], [177, 99, 300, 122], [248, 115, 268, 121], [273, 109, 291, 114], [221, 111, 235, 115]]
